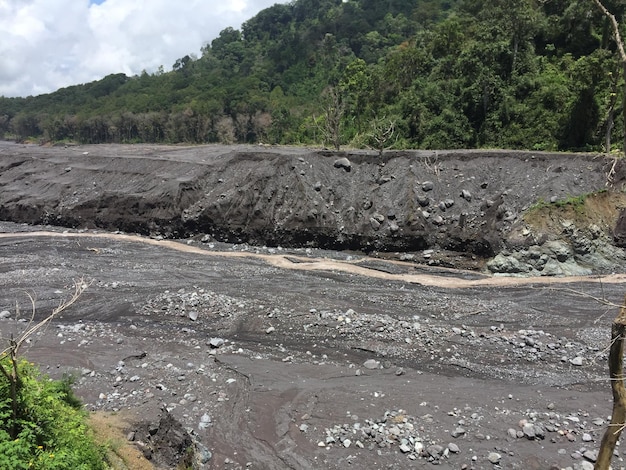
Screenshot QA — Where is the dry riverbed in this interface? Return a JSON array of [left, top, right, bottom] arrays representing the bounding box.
[[0, 222, 624, 469]]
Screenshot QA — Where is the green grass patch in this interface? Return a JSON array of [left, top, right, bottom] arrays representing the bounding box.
[[527, 190, 607, 216]]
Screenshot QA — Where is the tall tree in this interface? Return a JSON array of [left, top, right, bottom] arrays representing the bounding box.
[[591, 0, 626, 154]]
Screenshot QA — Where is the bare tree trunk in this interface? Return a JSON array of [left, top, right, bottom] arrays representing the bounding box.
[[605, 108, 614, 154], [512, 36, 519, 76], [596, 295, 626, 469], [320, 86, 344, 150], [622, 61, 626, 156]]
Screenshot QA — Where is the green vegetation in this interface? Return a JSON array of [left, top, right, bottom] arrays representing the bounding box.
[[0, 358, 105, 470], [1, 0, 626, 152], [527, 190, 609, 215], [0, 281, 105, 469]]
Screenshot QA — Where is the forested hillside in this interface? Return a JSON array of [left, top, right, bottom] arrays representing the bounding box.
[[0, 0, 624, 152]]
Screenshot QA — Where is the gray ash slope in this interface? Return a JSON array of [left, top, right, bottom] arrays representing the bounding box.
[[1, 142, 625, 272]]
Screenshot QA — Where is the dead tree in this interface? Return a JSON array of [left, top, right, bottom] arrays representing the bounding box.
[[320, 86, 345, 150], [596, 294, 626, 469], [368, 117, 397, 157]]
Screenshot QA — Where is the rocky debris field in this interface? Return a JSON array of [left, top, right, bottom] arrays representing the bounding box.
[[2, 143, 626, 469], [0, 221, 625, 469]]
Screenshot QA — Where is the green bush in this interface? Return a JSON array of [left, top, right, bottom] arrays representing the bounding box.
[[0, 356, 105, 469]]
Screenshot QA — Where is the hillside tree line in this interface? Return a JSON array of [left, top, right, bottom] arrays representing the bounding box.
[[1, 0, 625, 152]]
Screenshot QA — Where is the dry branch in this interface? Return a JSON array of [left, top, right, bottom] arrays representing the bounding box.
[[0, 278, 89, 439]]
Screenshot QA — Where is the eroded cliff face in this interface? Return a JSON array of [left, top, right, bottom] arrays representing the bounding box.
[[0, 142, 624, 273]]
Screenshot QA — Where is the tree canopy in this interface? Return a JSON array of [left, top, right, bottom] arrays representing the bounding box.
[[0, 0, 623, 152]]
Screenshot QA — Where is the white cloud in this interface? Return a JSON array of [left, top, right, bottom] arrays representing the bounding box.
[[0, 0, 286, 97]]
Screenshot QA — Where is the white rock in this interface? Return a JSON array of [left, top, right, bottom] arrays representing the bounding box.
[[198, 413, 212, 430], [208, 337, 225, 348], [570, 356, 584, 366], [363, 359, 380, 370], [399, 443, 412, 453]]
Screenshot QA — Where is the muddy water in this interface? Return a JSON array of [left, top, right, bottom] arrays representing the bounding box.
[[2, 230, 626, 289]]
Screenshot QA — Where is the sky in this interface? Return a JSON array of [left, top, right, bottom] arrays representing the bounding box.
[[0, 0, 287, 98]]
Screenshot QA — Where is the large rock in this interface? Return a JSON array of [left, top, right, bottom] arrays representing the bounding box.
[[333, 157, 352, 172], [487, 253, 528, 274]]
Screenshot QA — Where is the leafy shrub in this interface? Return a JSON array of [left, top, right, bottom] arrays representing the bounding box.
[[0, 356, 105, 469]]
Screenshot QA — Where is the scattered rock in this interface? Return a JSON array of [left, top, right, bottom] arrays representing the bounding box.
[[416, 196, 430, 207], [570, 356, 583, 366], [451, 427, 466, 438], [208, 337, 225, 348], [432, 215, 445, 226], [333, 157, 352, 172], [198, 413, 212, 430], [399, 442, 412, 453], [522, 423, 536, 439], [193, 441, 212, 466], [582, 450, 598, 463], [575, 461, 595, 470], [427, 444, 443, 459]]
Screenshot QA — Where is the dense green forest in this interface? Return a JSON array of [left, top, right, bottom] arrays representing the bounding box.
[[1, 0, 625, 151]]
